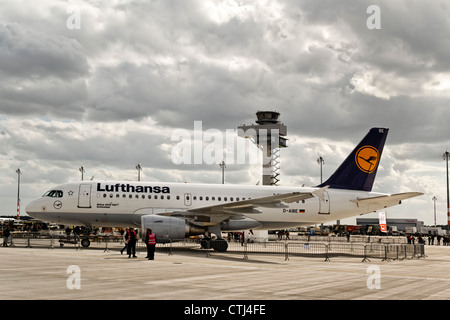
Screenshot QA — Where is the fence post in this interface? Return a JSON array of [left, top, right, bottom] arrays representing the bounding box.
[[75, 235, 81, 251], [26, 231, 31, 248], [324, 244, 330, 262], [285, 243, 289, 261], [243, 241, 248, 260], [104, 235, 110, 253], [49, 234, 55, 249], [169, 239, 173, 256], [382, 245, 391, 262], [361, 245, 370, 262]]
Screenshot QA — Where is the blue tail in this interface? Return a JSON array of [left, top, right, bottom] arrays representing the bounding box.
[[317, 128, 389, 191]]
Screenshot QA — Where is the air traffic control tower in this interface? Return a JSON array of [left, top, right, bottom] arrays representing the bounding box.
[[238, 111, 288, 186]]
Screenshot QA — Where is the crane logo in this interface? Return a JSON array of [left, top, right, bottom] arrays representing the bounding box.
[[355, 146, 379, 173]]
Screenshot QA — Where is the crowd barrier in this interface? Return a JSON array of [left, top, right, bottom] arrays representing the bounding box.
[[1, 232, 426, 262]]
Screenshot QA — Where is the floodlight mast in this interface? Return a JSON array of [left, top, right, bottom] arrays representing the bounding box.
[[444, 151, 450, 231]]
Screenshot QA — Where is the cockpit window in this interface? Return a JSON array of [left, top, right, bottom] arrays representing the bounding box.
[[43, 190, 63, 198]]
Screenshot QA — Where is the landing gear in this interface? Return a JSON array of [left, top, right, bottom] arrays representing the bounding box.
[[211, 239, 228, 252], [200, 226, 228, 252], [200, 238, 228, 252]]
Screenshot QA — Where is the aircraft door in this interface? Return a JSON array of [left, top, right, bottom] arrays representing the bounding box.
[[78, 184, 92, 208], [318, 191, 330, 214], [184, 193, 192, 206]]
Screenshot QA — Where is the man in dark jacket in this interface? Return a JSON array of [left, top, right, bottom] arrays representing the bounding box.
[[125, 228, 137, 258]]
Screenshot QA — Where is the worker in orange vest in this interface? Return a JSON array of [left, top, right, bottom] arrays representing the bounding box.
[[145, 228, 157, 260]]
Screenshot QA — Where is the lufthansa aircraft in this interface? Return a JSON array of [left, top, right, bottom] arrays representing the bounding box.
[[26, 128, 422, 251]]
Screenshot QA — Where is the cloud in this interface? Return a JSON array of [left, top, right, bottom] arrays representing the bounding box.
[[0, 0, 449, 226]]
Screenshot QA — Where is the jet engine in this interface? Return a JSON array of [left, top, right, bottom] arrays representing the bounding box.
[[141, 215, 204, 242], [220, 217, 262, 231]]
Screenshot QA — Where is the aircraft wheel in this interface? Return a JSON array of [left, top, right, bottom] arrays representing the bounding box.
[[81, 238, 90, 248], [200, 239, 210, 249], [212, 239, 228, 252]]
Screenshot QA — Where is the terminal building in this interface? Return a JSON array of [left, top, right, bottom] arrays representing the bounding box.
[[356, 218, 424, 232]]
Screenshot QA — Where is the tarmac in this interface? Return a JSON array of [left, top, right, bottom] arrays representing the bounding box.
[[1, 241, 450, 304]]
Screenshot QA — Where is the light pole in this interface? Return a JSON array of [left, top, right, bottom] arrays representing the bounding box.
[[444, 151, 450, 232], [79, 166, 85, 181], [432, 196, 437, 227], [317, 156, 325, 183], [219, 161, 226, 184], [136, 163, 142, 181], [16, 169, 21, 219], [317, 156, 325, 232]]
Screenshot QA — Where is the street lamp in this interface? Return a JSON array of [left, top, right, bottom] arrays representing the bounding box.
[[16, 169, 21, 219], [444, 151, 450, 232], [317, 156, 325, 232], [219, 161, 226, 184], [432, 196, 437, 227], [136, 163, 142, 181], [79, 166, 85, 181], [317, 156, 325, 184]]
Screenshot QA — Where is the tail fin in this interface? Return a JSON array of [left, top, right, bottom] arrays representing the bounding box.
[[317, 128, 389, 191]]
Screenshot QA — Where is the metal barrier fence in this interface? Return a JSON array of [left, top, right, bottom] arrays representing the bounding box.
[[2, 233, 425, 262], [141, 239, 426, 262]]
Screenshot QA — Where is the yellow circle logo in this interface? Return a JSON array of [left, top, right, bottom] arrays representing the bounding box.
[[355, 146, 379, 173]]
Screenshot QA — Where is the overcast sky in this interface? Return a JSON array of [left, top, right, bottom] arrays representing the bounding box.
[[1, 0, 449, 226]]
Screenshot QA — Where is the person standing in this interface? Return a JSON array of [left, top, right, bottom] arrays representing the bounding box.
[[125, 228, 137, 258], [3, 227, 11, 247], [145, 228, 156, 260]]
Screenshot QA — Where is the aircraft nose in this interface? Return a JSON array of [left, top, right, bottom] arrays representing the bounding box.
[[25, 198, 42, 217]]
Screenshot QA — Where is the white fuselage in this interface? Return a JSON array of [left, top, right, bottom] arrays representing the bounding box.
[[26, 180, 388, 230]]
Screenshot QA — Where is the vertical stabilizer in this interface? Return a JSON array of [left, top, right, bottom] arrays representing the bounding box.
[[317, 128, 389, 191]]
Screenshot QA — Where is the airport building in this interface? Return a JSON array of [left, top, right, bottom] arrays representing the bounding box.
[[356, 218, 424, 232]]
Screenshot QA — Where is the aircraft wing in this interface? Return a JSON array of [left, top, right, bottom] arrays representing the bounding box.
[[157, 187, 329, 226], [350, 192, 423, 207], [190, 191, 317, 214]]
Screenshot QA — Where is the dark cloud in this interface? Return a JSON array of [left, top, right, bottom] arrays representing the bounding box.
[[0, 0, 448, 224]]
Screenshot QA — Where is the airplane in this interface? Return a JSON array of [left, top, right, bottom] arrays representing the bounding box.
[[25, 127, 423, 252]]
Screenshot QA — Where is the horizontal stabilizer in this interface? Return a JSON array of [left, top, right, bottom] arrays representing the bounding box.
[[350, 192, 424, 207]]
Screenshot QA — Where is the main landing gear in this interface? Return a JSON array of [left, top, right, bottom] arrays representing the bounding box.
[[200, 238, 228, 252]]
